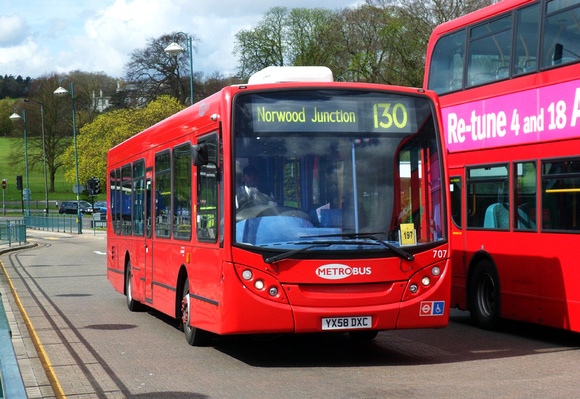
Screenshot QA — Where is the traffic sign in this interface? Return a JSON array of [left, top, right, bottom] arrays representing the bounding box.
[[1, 180, 6, 190]]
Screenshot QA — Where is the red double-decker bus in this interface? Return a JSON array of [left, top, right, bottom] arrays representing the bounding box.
[[107, 66, 450, 345], [424, 0, 580, 331]]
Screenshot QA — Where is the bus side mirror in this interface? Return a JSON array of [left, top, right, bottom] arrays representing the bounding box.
[[193, 143, 209, 166]]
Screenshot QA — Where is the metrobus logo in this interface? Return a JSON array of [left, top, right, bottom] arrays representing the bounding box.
[[315, 264, 371, 280]]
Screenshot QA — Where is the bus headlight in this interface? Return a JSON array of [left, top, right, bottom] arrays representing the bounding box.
[[235, 264, 287, 303], [421, 276, 431, 286], [409, 284, 418, 293], [431, 266, 441, 276]]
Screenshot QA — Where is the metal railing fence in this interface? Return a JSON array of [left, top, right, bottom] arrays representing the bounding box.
[[0, 220, 26, 247], [24, 214, 81, 234]]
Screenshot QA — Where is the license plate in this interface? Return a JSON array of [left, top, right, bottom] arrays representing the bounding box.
[[321, 316, 372, 330]]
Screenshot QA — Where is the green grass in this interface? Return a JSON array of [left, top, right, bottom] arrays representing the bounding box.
[[0, 137, 104, 208]]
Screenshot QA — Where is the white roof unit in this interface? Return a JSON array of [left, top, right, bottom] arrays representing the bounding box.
[[247, 66, 334, 84]]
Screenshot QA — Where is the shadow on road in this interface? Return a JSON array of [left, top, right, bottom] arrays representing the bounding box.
[[211, 309, 580, 368]]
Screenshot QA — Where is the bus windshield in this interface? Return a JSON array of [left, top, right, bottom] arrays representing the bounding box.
[[233, 89, 444, 253]]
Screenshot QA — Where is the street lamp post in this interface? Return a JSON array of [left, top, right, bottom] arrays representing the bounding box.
[[9, 108, 30, 217], [54, 79, 82, 234], [164, 32, 194, 105], [24, 99, 50, 214]]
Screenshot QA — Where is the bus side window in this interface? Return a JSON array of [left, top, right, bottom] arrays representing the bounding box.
[[109, 169, 116, 235], [542, 158, 580, 231], [543, 1, 580, 68], [427, 29, 466, 94], [155, 150, 172, 238], [514, 3, 540, 76], [196, 134, 219, 242], [514, 162, 537, 231], [173, 143, 192, 241], [467, 15, 512, 88], [450, 176, 462, 229], [466, 165, 509, 229], [121, 163, 132, 236]]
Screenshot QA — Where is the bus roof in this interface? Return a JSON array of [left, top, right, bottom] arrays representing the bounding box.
[[431, 0, 535, 37], [247, 66, 334, 84]]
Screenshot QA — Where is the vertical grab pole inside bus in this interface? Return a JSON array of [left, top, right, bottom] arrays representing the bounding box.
[[351, 141, 359, 234]]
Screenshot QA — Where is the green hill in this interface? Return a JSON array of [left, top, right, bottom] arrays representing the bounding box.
[[0, 137, 101, 210]]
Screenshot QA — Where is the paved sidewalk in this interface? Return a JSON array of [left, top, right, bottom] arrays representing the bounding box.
[[0, 239, 56, 398], [0, 229, 106, 398]]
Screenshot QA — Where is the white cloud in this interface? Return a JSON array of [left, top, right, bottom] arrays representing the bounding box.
[[0, 15, 30, 46], [1, 0, 364, 78]]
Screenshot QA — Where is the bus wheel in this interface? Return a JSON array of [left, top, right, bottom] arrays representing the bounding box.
[[348, 330, 379, 342], [469, 260, 500, 330], [125, 260, 142, 312], [181, 278, 211, 346]]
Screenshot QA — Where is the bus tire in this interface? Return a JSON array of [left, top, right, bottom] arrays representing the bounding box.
[[125, 259, 142, 312], [181, 278, 211, 346], [468, 260, 501, 330]]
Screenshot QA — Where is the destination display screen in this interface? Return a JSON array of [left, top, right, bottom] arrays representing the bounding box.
[[235, 89, 430, 135]]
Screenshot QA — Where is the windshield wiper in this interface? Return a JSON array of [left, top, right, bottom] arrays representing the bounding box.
[[263, 243, 331, 264], [301, 231, 414, 262]]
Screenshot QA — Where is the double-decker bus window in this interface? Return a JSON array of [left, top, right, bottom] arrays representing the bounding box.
[[427, 29, 466, 94], [121, 164, 132, 236], [514, 4, 540, 75], [173, 143, 192, 241], [543, 0, 580, 67], [467, 15, 512, 87], [450, 177, 463, 228], [132, 160, 145, 237], [514, 162, 537, 230], [155, 151, 172, 238], [467, 164, 510, 229], [197, 134, 218, 242], [542, 158, 580, 231]]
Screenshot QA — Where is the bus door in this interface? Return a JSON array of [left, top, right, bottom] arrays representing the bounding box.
[[145, 172, 153, 302], [449, 170, 467, 306]]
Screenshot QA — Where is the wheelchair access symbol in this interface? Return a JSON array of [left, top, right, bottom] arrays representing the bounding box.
[[420, 301, 445, 316]]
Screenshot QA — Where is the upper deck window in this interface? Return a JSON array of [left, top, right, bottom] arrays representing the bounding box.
[[467, 15, 512, 87], [543, 0, 580, 67]]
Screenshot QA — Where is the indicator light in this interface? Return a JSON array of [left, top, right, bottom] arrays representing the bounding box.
[[254, 280, 265, 290], [431, 266, 441, 276], [409, 284, 418, 293], [269, 287, 278, 297], [421, 276, 431, 286], [242, 270, 252, 280]]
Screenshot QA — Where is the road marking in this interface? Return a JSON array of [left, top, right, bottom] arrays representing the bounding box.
[[0, 258, 67, 398], [94, 251, 106, 256]]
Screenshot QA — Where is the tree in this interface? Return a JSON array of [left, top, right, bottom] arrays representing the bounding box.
[[8, 72, 119, 193], [61, 96, 185, 186], [0, 98, 17, 137], [124, 33, 199, 105], [234, 7, 288, 79], [286, 8, 341, 68]]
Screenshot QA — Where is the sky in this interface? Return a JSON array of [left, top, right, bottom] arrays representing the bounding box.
[[1, 0, 363, 80]]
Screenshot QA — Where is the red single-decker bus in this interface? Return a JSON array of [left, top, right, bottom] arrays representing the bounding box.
[[107, 66, 451, 345]]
